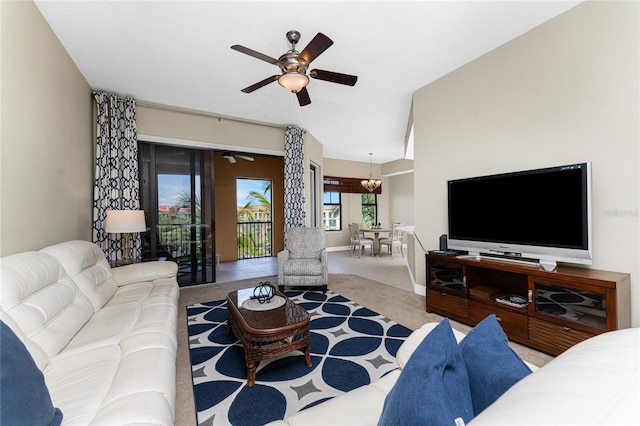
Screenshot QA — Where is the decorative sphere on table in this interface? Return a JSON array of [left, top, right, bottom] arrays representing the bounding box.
[[253, 281, 275, 304]]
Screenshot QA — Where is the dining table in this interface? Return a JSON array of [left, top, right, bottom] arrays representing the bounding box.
[[359, 227, 392, 256]]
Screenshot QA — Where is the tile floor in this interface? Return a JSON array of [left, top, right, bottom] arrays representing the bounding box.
[[214, 247, 414, 291]]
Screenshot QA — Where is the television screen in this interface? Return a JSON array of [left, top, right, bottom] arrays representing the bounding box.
[[447, 163, 592, 267]]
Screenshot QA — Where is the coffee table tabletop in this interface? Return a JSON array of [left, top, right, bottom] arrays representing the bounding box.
[[226, 289, 312, 387]]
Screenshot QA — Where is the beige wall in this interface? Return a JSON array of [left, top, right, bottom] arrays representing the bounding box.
[[386, 172, 414, 226], [303, 131, 324, 228], [412, 1, 639, 325], [137, 102, 285, 155], [0, 0, 93, 256]]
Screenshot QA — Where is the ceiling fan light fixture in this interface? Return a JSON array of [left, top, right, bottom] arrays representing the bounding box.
[[278, 71, 309, 93]]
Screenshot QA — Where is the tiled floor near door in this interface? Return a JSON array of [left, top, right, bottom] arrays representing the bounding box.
[[214, 249, 414, 291]]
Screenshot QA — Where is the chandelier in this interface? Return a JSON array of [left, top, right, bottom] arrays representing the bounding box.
[[361, 153, 382, 192]]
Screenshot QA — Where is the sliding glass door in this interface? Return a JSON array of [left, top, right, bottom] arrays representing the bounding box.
[[139, 143, 215, 286]]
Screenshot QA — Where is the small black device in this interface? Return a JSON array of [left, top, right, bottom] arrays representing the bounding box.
[[428, 250, 459, 256], [439, 234, 448, 251]]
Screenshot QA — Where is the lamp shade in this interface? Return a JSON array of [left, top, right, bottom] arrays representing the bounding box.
[[105, 210, 146, 233]]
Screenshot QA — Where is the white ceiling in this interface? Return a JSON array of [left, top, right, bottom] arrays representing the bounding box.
[[34, 1, 581, 164]]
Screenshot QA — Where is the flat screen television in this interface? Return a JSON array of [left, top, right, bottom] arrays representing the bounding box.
[[447, 162, 592, 270]]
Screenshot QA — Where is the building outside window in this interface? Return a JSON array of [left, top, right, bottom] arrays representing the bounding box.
[[323, 191, 341, 231], [361, 193, 377, 228]]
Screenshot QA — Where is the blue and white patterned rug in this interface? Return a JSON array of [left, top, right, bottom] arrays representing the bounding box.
[[187, 290, 412, 426]]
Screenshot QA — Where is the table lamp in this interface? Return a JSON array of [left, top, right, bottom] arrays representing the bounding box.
[[105, 210, 147, 264]]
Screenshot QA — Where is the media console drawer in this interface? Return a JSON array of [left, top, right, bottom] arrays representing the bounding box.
[[426, 289, 468, 319], [529, 317, 594, 354], [469, 301, 527, 340]]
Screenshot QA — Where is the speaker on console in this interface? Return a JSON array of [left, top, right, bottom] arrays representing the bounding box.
[[439, 234, 448, 251]]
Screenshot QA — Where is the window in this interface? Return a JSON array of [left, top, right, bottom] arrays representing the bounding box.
[[361, 193, 377, 228], [236, 178, 272, 259], [323, 192, 341, 231]]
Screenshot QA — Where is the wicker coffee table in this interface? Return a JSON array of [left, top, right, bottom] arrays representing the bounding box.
[[226, 289, 312, 387]]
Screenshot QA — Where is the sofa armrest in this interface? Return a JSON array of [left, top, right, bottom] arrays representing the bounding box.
[[111, 261, 178, 286], [468, 328, 639, 425]]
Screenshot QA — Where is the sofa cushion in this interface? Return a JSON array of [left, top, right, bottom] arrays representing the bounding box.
[[1, 320, 63, 426], [0, 251, 94, 369], [459, 314, 532, 416], [40, 240, 117, 312], [378, 318, 474, 425]]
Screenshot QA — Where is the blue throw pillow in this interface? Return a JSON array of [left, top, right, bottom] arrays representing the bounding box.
[[0, 321, 63, 426], [378, 318, 473, 426], [459, 314, 532, 415]]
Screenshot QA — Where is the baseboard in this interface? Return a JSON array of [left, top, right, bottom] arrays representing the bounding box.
[[326, 246, 351, 252]]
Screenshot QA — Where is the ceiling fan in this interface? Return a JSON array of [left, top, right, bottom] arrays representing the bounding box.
[[223, 152, 254, 164], [231, 30, 358, 106]]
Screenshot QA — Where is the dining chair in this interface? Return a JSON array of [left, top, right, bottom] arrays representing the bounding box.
[[348, 223, 374, 258], [379, 223, 404, 258]]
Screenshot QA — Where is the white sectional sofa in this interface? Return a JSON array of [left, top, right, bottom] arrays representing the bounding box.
[[0, 240, 179, 425], [273, 321, 640, 426]]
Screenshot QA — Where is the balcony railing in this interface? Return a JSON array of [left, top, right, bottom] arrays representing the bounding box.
[[146, 222, 271, 277], [237, 221, 272, 259], [154, 224, 207, 258], [147, 224, 213, 285]]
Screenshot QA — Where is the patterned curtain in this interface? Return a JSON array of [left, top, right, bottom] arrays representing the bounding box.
[[284, 125, 306, 244], [92, 92, 141, 262]]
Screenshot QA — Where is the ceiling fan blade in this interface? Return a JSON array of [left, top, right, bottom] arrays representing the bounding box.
[[298, 33, 333, 65], [235, 154, 254, 162], [223, 155, 236, 164], [296, 87, 311, 106], [231, 45, 279, 65], [241, 75, 280, 93], [310, 69, 358, 86]]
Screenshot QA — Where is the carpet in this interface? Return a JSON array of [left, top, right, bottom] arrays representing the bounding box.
[[187, 289, 413, 426]]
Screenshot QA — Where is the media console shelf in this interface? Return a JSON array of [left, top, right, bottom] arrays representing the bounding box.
[[426, 253, 631, 356]]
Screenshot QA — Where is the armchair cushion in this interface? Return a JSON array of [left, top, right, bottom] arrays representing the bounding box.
[[283, 258, 325, 276], [287, 227, 324, 259]]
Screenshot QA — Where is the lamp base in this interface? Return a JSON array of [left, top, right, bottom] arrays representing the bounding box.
[[118, 232, 134, 265]]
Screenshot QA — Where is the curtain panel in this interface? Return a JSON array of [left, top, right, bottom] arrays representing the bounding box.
[[324, 175, 382, 195], [284, 125, 306, 244], [92, 92, 141, 262]]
